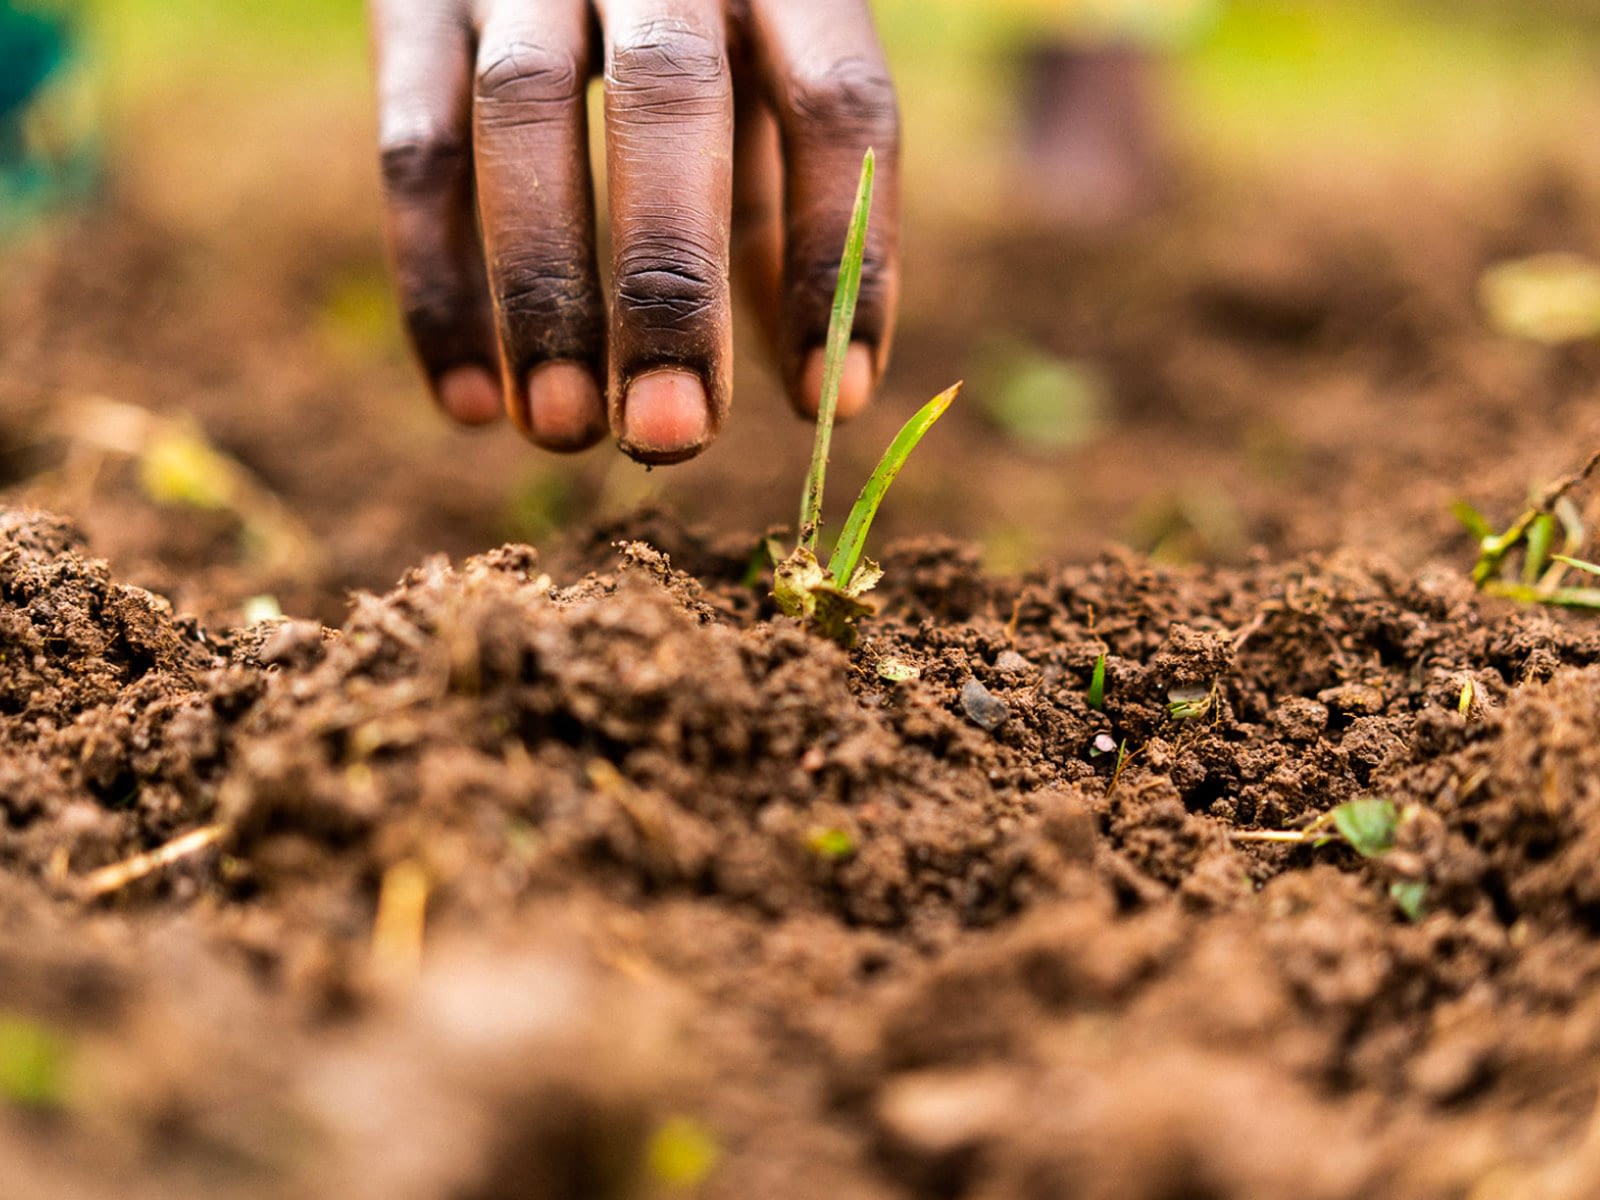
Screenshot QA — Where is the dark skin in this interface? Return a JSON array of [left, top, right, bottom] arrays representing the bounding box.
[[369, 0, 900, 464]]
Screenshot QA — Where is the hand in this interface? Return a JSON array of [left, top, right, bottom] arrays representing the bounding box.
[[369, 0, 900, 464]]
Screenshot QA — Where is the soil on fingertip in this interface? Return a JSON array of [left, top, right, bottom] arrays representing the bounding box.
[[10, 137, 1600, 1198]]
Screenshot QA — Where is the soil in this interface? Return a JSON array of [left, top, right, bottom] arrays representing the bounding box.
[[8, 138, 1600, 1198]]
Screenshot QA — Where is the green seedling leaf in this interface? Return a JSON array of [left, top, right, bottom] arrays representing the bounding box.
[[1330, 798, 1399, 859], [877, 656, 921, 683], [1166, 685, 1213, 721], [139, 428, 238, 511], [1452, 499, 1494, 542], [1088, 652, 1107, 711], [805, 827, 857, 861], [1457, 679, 1474, 716], [648, 1115, 720, 1189], [1553, 554, 1600, 577], [1390, 880, 1428, 922], [800, 150, 875, 550], [827, 382, 961, 590], [0, 1014, 69, 1111], [1523, 513, 1557, 584], [1480, 253, 1600, 345], [1482, 579, 1600, 610]]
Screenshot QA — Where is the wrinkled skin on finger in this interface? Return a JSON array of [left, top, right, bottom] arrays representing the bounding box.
[[368, 0, 900, 464]]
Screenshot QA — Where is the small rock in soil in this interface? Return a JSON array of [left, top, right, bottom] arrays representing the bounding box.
[[960, 679, 1009, 731], [993, 650, 1032, 675], [1270, 697, 1330, 740]]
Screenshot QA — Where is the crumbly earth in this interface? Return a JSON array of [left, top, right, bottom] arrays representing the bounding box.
[[3, 497, 1600, 1199]]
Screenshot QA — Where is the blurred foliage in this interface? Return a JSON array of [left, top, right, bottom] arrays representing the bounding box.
[[0, 1013, 70, 1111]]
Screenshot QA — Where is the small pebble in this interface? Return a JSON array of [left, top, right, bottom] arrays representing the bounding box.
[[993, 650, 1031, 675], [960, 679, 1009, 731]]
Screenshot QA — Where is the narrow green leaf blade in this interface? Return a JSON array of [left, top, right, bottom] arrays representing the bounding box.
[[1088, 652, 1107, 711], [827, 383, 960, 587], [799, 150, 875, 550], [1451, 499, 1493, 542], [1553, 553, 1600, 577]]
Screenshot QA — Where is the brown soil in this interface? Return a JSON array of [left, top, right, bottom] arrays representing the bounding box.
[[8, 149, 1600, 1198]]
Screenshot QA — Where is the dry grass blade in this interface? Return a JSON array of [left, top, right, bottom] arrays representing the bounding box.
[[73, 824, 226, 900]]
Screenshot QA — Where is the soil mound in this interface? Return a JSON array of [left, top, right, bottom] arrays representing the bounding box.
[[7, 508, 1600, 1196]]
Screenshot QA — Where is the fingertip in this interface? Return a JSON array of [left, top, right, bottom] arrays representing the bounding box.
[[437, 366, 505, 426], [523, 362, 607, 453], [798, 342, 876, 421], [618, 370, 713, 465]]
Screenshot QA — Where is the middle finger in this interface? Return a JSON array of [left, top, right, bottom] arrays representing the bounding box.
[[597, 0, 735, 464]]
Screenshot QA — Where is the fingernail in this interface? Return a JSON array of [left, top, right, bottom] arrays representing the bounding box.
[[620, 370, 712, 462], [801, 342, 875, 420], [525, 362, 606, 452], [438, 366, 504, 426]]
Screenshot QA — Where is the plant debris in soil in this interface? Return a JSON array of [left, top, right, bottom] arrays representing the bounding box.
[[6, 501, 1600, 1197]]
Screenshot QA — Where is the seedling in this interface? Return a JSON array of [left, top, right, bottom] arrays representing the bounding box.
[[1166, 684, 1215, 722], [1233, 797, 1428, 920], [772, 151, 960, 645], [1088, 652, 1107, 711], [1455, 448, 1600, 610]]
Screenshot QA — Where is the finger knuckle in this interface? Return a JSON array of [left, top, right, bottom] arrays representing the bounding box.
[[396, 277, 481, 363], [616, 239, 723, 329], [495, 252, 599, 328], [379, 126, 471, 200], [475, 42, 586, 125], [787, 56, 899, 149], [608, 22, 730, 121]]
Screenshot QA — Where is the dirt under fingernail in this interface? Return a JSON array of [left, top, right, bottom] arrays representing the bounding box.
[[619, 370, 711, 462]]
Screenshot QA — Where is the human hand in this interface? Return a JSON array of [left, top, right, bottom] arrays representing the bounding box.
[[369, 0, 900, 464]]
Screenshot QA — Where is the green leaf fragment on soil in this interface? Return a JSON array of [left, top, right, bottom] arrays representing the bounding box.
[[647, 1115, 720, 1189], [1331, 798, 1399, 859], [0, 1014, 69, 1111], [805, 828, 857, 861], [1390, 880, 1428, 922], [1088, 652, 1107, 711], [1458, 679, 1474, 716], [876, 656, 921, 683]]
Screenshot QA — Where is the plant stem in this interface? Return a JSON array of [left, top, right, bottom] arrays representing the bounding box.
[[799, 149, 875, 551]]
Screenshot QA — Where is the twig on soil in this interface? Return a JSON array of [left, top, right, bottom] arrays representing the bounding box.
[[72, 823, 226, 900], [371, 860, 430, 984]]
